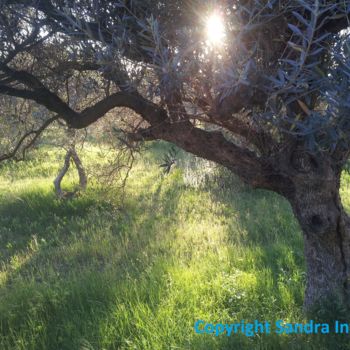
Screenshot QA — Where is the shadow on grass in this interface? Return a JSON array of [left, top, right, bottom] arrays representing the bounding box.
[[2, 156, 342, 350], [0, 173, 186, 350], [200, 178, 350, 350], [0, 187, 112, 260]]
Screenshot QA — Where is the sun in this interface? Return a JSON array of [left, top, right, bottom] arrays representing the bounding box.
[[206, 13, 226, 45]]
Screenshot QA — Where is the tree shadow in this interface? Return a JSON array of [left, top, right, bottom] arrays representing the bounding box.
[[0, 172, 185, 349], [208, 177, 304, 273], [200, 180, 307, 349], [0, 158, 308, 350], [0, 190, 98, 259]]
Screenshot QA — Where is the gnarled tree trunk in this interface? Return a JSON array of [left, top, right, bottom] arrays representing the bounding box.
[[284, 155, 350, 310], [292, 187, 350, 310], [54, 146, 87, 198]]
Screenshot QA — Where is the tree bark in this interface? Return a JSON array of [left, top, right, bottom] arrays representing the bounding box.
[[288, 170, 350, 311], [54, 146, 87, 198]]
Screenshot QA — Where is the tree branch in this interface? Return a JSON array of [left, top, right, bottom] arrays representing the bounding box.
[[0, 116, 57, 162], [0, 68, 285, 193]]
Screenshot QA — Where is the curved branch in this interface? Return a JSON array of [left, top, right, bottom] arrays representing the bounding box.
[[0, 64, 277, 191], [0, 65, 165, 128]]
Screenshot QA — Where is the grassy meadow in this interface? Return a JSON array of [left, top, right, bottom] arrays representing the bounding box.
[[0, 142, 350, 349]]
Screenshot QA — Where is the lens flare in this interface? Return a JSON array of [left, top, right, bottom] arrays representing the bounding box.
[[206, 13, 226, 45]]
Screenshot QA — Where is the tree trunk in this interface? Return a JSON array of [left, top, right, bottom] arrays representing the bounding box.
[[54, 146, 87, 198], [289, 175, 350, 311]]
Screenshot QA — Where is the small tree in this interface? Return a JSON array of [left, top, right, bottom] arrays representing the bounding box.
[[0, 0, 349, 312]]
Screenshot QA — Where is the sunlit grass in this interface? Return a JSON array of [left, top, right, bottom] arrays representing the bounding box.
[[0, 143, 349, 349]]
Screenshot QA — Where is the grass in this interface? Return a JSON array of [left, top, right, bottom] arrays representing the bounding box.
[[0, 142, 349, 349]]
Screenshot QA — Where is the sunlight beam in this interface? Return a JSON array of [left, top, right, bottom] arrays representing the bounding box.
[[206, 13, 226, 45]]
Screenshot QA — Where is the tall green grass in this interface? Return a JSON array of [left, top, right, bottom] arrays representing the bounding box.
[[0, 143, 349, 349]]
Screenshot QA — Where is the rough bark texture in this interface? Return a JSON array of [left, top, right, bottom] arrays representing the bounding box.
[[292, 185, 350, 309], [281, 151, 350, 310]]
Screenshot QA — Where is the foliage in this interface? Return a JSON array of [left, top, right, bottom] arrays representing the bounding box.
[[0, 0, 349, 159], [160, 146, 178, 174]]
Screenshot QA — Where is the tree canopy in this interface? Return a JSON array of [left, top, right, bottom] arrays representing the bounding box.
[[0, 1, 348, 187], [0, 0, 350, 310]]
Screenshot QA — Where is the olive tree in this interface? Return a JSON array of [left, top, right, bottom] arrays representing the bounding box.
[[0, 0, 349, 311]]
